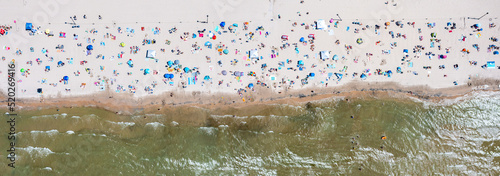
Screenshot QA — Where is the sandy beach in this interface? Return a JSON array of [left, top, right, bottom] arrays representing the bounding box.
[[0, 0, 499, 111]]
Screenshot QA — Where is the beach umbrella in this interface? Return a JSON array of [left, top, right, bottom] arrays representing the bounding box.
[[494, 51, 499, 55], [299, 37, 305, 42], [335, 73, 343, 79], [37, 88, 42, 93], [309, 73, 315, 77], [20, 68, 25, 73], [221, 70, 227, 75], [356, 38, 363, 44], [86, 45, 93, 50], [333, 55, 339, 60], [212, 35, 216, 40], [167, 60, 173, 67], [220, 22, 226, 27], [164, 73, 169, 78], [233, 23, 238, 27], [174, 60, 180, 65], [214, 26, 220, 32], [192, 34, 197, 38], [248, 83, 254, 88], [144, 69, 150, 75], [57, 61, 63, 66], [281, 35, 288, 40], [204, 75, 210, 80], [170, 74, 174, 79], [403, 49, 408, 53], [360, 73, 367, 79], [0, 29, 5, 35], [63, 76, 69, 81], [328, 72, 333, 77], [298, 60, 304, 65], [205, 41, 212, 46], [223, 49, 229, 54], [120, 42, 125, 47], [45, 66, 50, 70], [45, 29, 50, 34], [184, 67, 190, 73], [234, 71, 240, 76]]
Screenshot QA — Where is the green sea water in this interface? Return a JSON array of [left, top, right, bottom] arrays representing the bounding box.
[[1, 92, 499, 175]]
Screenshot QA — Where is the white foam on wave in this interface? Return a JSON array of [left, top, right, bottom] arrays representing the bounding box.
[[71, 116, 80, 119], [66, 131, 75, 134], [171, 121, 179, 126], [18, 146, 55, 158], [31, 130, 59, 136], [107, 121, 135, 128], [199, 127, 218, 135], [43, 167, 52, 171], [145, 122, 165, 128]]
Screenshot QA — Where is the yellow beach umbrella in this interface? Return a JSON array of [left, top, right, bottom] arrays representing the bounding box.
[[120, 42, 125, 47]]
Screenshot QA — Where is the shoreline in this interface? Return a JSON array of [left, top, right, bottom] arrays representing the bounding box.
[[3, 77, 498, 115]]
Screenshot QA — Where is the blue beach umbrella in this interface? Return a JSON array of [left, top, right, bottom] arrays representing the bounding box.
[[127, 60, 133, 67], [223, 49, 229, 54], [335, 73, 343, 79], [144, 69, 150, 75], [220, 21, 226, 27], [233, 23, 238, 27], [86, 45, 93, 50], [164, 74, 169, 78], [299, 37, 305, 42], [205, 41, 212, 46], [204, 75, 211, 80], [184, 67, 190, 73], [333, 55, 339, 60], [494, 51, 499, 55], [63, 76, 69, 81], [309, 73, 315, 77], [360, 73, 367, 79], [57, 61, 63, 66], [167, 60, 173, 67], [248, 83, 254, 88]]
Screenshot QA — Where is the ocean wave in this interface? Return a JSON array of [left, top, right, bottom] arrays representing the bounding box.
[[31, 130, 59, 136], [18, 146, 55, 158], [145, 122, 165, 128], [106, 121, 136, 128], [199, 127, 218, 135], [66, 131, 75, 134]]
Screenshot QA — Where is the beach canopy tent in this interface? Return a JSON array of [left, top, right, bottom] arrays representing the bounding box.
[[487, 61, 495, 68], [63, 76, 69, 81], [26, 23, 33, 30], [86, 45, 93, 50], [319, 51, 330, 60], [316, 19, 327, 30], [37, 88, 42, 93], [249, 49, 259, 59], [127, 60, 133, 67], [248, 83, 254, 88], [297, 60, 304, 66], [221, 70, 227, 75], [146, 50, 156, 58]]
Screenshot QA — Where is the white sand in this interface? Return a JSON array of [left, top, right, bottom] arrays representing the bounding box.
[[0, 0, 499, 100]]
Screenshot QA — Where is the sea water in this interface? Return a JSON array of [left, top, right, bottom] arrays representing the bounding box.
[[1, 92, 499, 175]]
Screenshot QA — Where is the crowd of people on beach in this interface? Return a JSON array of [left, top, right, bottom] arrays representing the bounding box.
[[0, 9, 499, 101]]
